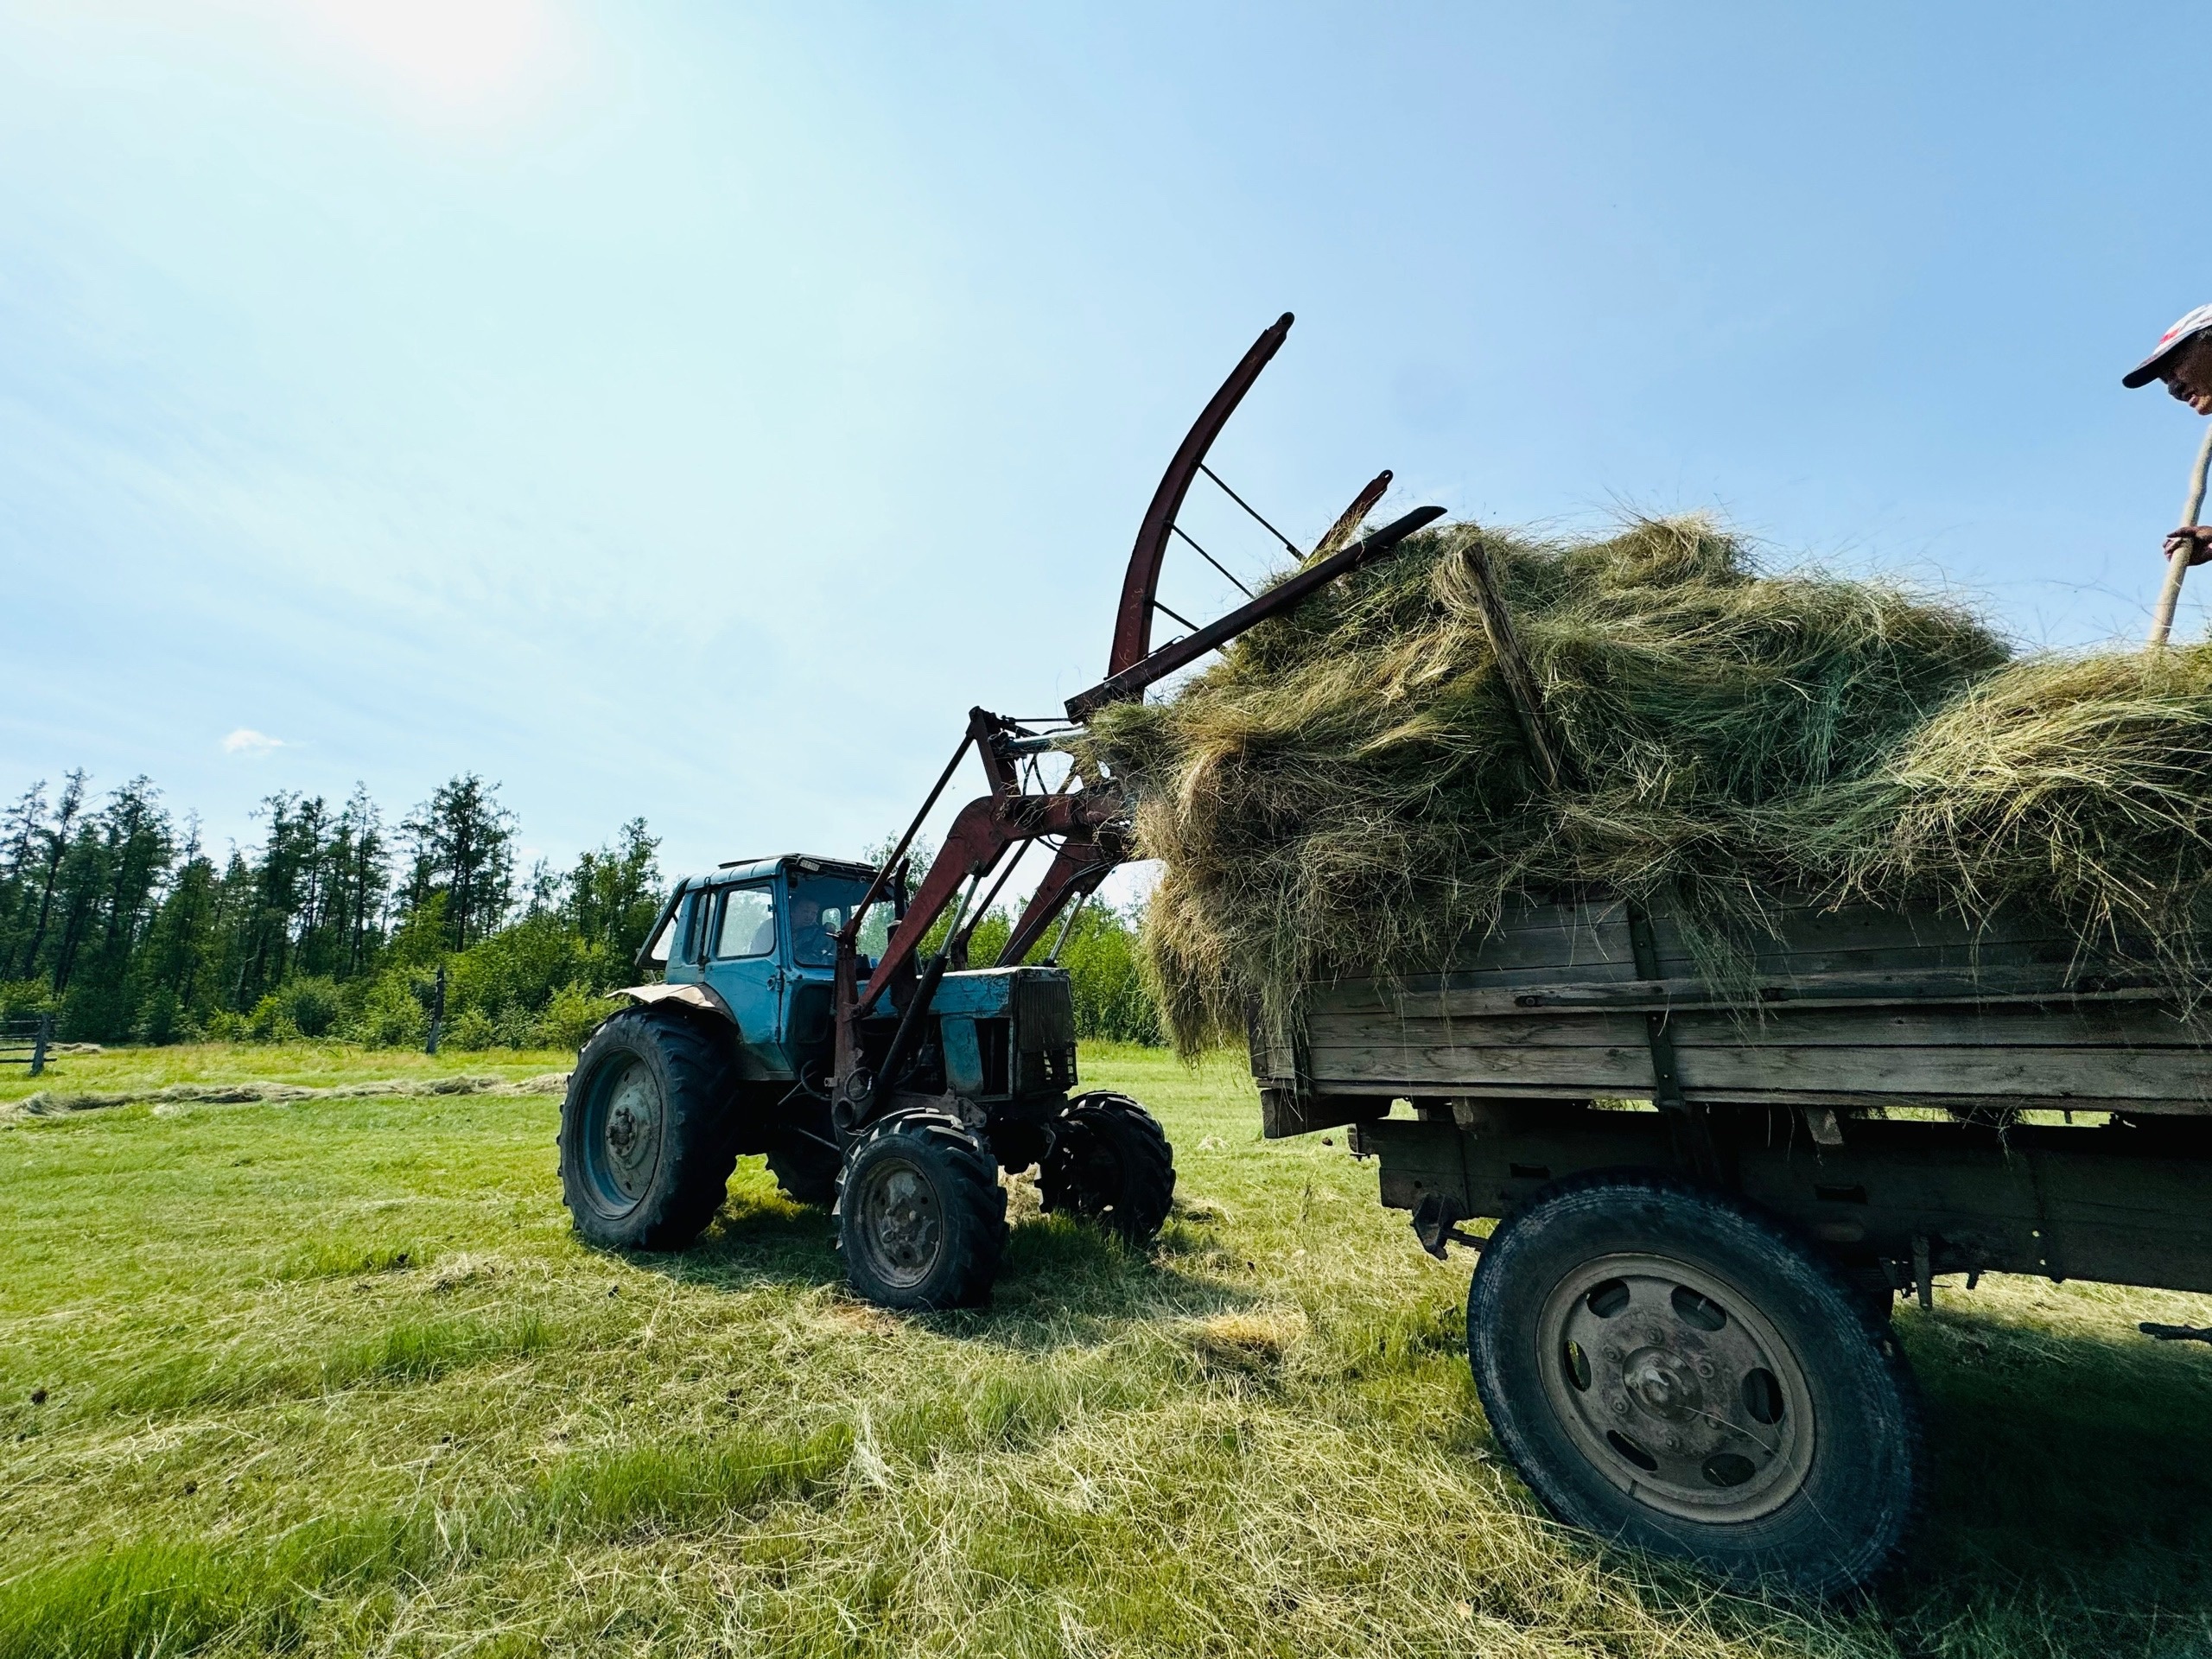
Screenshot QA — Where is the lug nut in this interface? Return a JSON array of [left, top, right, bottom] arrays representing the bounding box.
[[1694, 1358, 1714, 1378], [1610, 1397, 1629, 1416], [1603, 1344, 1622, 1362]]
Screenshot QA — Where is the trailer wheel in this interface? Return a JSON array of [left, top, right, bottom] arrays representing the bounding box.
[[835, 1111, 1007, 1310], [1466, 1171, 1921, 1597], [766, 1142, 841, 1206], [1039, 1091, 1176, 1243], [560, 1007, 738, 1252]]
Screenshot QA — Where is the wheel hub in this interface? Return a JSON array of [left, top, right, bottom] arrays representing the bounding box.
[[855, 1158, 944, 1288], [1622, 1347, 1702, 1421], [1536, 1253, 1817, 1522], [584, 1058, 663, 1211]]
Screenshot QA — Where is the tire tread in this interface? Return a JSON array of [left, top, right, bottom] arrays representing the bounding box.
[[559, 1007, 741, 1251], [1039, 1090, 1175, 1243]]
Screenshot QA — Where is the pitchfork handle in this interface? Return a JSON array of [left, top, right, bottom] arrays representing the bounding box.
[[2147, 423, 2212, 647]]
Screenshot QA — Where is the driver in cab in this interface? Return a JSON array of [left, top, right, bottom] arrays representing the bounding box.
[[787, 896, 842, 966]]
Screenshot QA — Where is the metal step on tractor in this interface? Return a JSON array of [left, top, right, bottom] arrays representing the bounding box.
[[556, 314, 1444, 1309]]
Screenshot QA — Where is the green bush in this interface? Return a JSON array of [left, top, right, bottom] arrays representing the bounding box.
[[0, 980, 54, 1020], [246, 995, 301, 1043], [1060, 906, 1162, 1045], [444, 1007, 497, 1052], [539, 982, 613, 1052], [283, 976, 342, 1039], [353, 974, 427, 1049]]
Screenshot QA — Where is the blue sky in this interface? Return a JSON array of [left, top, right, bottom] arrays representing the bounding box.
[[4, 2, 2209, 892]]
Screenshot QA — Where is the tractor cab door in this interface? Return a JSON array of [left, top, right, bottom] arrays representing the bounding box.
[[700, 880, 791, 1077]]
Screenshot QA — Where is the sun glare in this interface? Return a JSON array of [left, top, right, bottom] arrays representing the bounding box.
[[302, 0, 561, 108]]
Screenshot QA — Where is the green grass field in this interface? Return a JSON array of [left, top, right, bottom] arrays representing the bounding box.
[[6, 1042, 2212, 1657]]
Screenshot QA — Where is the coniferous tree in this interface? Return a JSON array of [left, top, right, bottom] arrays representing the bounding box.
[[402, 775, 516, 950], [9, 772, 86, 982], [0, 763, 1162, 1046]]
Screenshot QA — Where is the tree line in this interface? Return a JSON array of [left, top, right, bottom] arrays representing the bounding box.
[[0, 772, 1161, 1049]]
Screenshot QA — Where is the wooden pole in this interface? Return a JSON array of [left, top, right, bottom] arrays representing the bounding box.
[[2147, 423, 2212, 647], [1459, 534, 1574, 791]]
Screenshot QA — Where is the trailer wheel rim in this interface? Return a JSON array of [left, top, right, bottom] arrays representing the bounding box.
[[851, 1154, 945, 1289], [582, 1056, 664, 1215], [1534, 1251, 1816, 1523]]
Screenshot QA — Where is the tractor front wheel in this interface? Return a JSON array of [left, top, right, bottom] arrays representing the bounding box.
[[559, 1007, 738, 1252], [835, 1111, 1007, 1310], [1039, 1091, 1175, 1244]]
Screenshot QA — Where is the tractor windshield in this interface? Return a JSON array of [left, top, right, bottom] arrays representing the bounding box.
[[787, 874, 891, 966]]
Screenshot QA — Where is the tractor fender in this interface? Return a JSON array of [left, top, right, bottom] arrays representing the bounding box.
[[611, 982, 738, 1027]]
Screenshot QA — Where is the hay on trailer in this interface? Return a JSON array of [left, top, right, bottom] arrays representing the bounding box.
[[1074, 517, 2212, 1052]]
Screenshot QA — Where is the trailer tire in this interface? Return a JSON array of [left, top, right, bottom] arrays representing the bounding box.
[[766, 1142, 842, 1206], [560, 1007, 739, 1252], [1039, 1091, 1176, 1243], [1466, 1170, 1921, 1598], [835, 1111, 1007, 1310]]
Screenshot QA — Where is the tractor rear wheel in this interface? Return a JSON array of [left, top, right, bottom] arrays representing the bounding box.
[[835, 1110, 1007, 1310], [1039, 1090, 1175, 1244], [1466, 1170, 1923, 1597], [559, 1007, 738, 1252]]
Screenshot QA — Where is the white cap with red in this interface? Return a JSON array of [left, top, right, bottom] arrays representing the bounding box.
[[2124, 303, 2212, 388]]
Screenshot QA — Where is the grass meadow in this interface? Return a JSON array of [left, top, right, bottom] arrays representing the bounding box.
[[5, 1042, 2212, 1656]]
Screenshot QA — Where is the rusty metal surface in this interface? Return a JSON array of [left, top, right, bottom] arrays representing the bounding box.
[[1066, 505, 1445, 719], [855, 785, 1124, 1014], [1000, 838, 1119, 966], [1109, 313, 1294, 677], [1310, 468, 1393, 563]]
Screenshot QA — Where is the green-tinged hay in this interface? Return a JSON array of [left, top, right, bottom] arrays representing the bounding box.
[[1077, 515, 2212, 1052], [1828, 644, 2212, 964]]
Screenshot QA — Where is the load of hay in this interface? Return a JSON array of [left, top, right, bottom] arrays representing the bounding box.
[[1074, 517, 2212, 1052]]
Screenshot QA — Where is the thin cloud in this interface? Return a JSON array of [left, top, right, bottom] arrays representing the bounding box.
[[222, 728, 287, 757]]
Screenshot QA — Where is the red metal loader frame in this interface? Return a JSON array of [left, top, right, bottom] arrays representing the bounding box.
[[826, 314, 1444, 1133]]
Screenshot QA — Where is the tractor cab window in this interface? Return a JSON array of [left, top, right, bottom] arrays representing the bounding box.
[[713, 885, 779, 959], [788, 874, 888, 967]]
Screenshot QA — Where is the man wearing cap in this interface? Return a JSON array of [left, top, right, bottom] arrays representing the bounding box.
[[2124, 303, 2212, 565]]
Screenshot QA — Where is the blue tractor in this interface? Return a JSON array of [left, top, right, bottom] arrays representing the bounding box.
[[555, 314, 1443, 1309], [561, 842, 1173, 1307]]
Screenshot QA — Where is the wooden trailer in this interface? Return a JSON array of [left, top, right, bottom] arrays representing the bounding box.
[[1248, 892, 2212, 1595]]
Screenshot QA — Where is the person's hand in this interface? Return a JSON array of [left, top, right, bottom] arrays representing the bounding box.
[[2165, 525, 2212, 567]]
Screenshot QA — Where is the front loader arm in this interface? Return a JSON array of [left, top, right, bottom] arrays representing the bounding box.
[[830, 775, 1127, 1129], [1000, 838, 1120, 966], [858, 787, 1126, 1010], [823, 313, 1442, 1141]]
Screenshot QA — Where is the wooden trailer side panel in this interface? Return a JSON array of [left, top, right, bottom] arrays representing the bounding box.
[[1264, 895, 2212, 1119]]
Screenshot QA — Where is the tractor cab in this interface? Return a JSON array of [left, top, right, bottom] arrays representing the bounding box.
[[651, 854, 884, 1081], [643, 854, 1078, 1108]]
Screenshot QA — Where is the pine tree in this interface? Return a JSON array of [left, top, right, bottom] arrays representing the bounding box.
[[401, 775, 517, 950]]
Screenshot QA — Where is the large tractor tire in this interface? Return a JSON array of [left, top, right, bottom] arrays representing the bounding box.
[[559, 1007, 739, 1252], [1466, 1170, 1923, 1598], [1039, 1090, 1175, 1244], [834, 1110, 1007, 1310], [766, 1141, 842, 1206]]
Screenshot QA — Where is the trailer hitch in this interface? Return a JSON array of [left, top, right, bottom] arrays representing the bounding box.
[[1411, 1192, 1484, 1261]]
